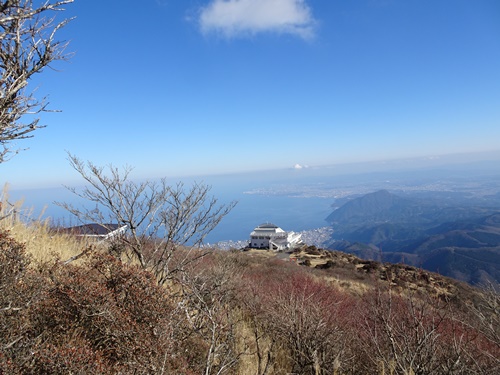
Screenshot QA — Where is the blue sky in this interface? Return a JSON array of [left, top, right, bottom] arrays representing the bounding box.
[[2, 0, 500, 189]]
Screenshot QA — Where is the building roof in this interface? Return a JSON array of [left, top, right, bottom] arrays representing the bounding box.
[[256, 223, 279, 229], [251, 223, 287, 237], [62, 223, 127, 237]]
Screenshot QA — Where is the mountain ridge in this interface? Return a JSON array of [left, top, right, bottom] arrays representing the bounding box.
[[326, 190, 500, 285]]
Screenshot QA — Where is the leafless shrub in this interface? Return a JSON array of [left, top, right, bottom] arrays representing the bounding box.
[[252, 270, 356, 374], [471, 282, 500, 346], [358, 285, 500, 374], [57, 153, 236, 284], [179, 252, 246, 375], [0, 235, 205, 374]]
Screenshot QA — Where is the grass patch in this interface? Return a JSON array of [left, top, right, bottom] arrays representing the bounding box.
[[1, 186, 89, 264]]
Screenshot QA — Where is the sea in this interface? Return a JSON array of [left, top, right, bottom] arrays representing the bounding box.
[[5, 169, 336, 244], [6, 156, 500, 245]]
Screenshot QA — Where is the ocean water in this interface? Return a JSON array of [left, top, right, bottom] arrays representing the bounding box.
[[6, 173, 334, 243], [7, 158, 500, 244], [204, 193, 333, 243]]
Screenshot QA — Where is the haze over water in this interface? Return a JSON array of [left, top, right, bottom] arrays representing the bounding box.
[[7, 152, 500, 244]]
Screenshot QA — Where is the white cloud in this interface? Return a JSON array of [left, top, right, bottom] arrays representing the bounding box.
[[293, 163, 309, 169], [199, 0, 316, 39]]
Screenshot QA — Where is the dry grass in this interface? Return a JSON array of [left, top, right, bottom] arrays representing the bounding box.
[[244, 248, 279, 258], [1, 186, 89, 264]]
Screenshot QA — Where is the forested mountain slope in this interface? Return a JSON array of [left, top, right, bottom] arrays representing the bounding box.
[[326, 190, 500, 284]]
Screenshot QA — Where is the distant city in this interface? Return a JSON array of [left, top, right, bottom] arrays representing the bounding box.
[[208, 159, 500, 267]]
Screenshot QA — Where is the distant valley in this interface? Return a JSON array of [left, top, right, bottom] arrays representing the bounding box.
[[325, 189, 500, 285]]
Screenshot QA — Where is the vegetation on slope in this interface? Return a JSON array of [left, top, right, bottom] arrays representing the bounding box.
[[0, 189, 91, 263], [1, 213, 499, 374], [326, 190, 500, 285]]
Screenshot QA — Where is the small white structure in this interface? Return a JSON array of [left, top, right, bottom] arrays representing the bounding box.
[[63, 223, 127, 241], [249, 223, 302, 251]]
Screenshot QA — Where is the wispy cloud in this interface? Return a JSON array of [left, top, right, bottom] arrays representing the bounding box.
[[198, 0, 316, 40], [293, 163, 309, 169]]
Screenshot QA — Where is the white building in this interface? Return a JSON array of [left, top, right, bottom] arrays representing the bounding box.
[[249, 223, 302, 251], [63, 223, 127, 241]]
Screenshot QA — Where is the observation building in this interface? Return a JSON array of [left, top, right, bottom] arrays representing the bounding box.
[[249, 223, 302, 251]]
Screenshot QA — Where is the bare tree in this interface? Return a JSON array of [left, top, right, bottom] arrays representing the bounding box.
[[464, 282, 500, 370], [179, 253, 246, 375], [239, 275, 277, 375], [359, 285, 500, 375], [262, 272, 353, 374], [57, 154, 236, 283], [360, 287, 447, 375], [470, 282, 500, 347], [0, 0, 74, 162]]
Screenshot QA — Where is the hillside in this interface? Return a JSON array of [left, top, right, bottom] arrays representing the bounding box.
[[286, 245, 488, 300], [1, 216, 499, 374], [326, 191, 500, 285], [326, 189, 418, 224]]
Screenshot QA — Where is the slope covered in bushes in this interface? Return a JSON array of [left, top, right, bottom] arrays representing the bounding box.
[[0, 227, 499, 374]]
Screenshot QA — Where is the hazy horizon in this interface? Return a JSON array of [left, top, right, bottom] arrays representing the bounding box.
[[3, 149, 500, 191], [5, 150, 500, 244]]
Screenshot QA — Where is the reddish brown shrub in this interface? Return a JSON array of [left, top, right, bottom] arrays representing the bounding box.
[[356, 286, 500, 374], [0, 232, 205, 374], [30, 253, 204, 373], [240, 265, 357, 374], [0, 231, 46, 373]]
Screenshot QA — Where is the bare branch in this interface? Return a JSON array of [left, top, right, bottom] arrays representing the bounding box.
[[57, 153, 236, 283], [0, 0, 74, 162]]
